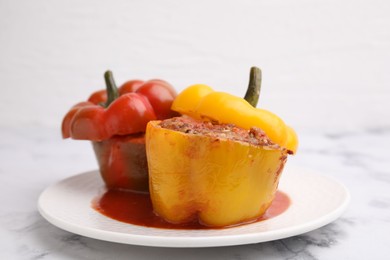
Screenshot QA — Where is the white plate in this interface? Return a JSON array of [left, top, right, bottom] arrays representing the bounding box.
[[38, 166, 349, 248]]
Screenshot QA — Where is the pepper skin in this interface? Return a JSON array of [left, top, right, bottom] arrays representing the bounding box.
[[171, 84, 213, 119], [92, 134, 148, 191], [146, 121, 287, 227]]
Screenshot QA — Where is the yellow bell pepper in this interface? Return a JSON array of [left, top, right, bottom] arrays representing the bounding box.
[[146, 67, 297, 227], [146, 120, 287, 227]]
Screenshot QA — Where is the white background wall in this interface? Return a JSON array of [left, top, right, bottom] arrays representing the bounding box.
[[1, 0, 389, 132]]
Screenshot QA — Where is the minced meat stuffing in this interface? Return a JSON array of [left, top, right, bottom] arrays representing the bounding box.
[[159, 116, 283, 149]]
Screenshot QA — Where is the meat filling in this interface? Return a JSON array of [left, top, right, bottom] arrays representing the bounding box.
[[159, 116, 283, 150]]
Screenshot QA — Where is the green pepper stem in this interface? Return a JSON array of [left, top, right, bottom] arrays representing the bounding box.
[[104, 70, 120, 107], [244, 67, 262, 107]]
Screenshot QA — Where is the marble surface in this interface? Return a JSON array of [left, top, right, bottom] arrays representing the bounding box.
[[1, 124, 389, 259]]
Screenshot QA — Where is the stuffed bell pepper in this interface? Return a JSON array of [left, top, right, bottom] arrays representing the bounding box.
[[145, 67, 298, 227], [62, 71, 178, 192]]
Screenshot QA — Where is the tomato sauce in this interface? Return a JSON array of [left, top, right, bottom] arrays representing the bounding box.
[[92, 190, 290, 229]]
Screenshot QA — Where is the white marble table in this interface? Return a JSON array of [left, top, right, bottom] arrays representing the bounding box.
[[1, 124, 389, 259]]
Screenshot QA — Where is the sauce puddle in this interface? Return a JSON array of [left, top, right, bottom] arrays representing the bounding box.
[[92, 190, 290, 229]]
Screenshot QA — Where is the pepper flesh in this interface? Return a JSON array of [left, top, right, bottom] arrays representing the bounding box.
[[146, 121, 287, 227]]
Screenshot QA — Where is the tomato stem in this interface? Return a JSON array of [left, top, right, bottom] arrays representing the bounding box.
[[244, 67, 262, 107], [104, 70, 120, 107]]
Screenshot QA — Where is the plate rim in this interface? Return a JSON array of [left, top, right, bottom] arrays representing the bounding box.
[[38, 167, 350, 248]]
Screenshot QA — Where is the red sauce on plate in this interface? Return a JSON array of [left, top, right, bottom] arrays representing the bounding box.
[[92, 190, 290, 229]]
